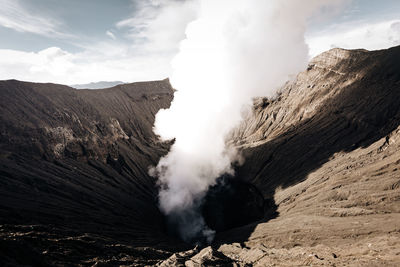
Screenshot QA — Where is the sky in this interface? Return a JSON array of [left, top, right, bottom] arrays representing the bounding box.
[[0, 0, 399, 85]]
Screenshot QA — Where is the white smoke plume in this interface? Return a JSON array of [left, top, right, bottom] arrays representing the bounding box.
[[151, 0, 347, 243]]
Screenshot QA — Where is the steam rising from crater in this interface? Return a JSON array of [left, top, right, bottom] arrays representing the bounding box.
[[151, 0, 347, 243]]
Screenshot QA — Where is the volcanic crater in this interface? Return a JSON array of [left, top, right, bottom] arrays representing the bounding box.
[[1, 46, 400, 265]]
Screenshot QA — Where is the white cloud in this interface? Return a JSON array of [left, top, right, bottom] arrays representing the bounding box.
[[1, 0, 398, 86], [116, 0, 198, 54], [0, 45, 172, 84], [106, 30, 116, 40], [0, 0, 71, 38], [0, 0, 200, 85], [307, 19, 400, 57]]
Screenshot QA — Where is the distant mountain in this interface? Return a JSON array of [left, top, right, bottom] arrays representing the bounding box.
[[71, 80, 124, 89]]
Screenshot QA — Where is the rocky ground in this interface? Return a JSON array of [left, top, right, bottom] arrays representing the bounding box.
[[1, 46, 400, 266]]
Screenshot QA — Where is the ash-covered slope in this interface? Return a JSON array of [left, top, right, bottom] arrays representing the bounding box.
[[232, 46, 400, 194], [217, 46, 400, 265], [158, 46, 400, 266], [0, 79, 186, 266]]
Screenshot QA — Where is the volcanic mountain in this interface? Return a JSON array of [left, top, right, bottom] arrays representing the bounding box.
[[1, 46, 400, 265]]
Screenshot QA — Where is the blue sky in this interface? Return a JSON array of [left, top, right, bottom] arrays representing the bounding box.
[[0, 0, 133, 52], [0, 0, 399, 84]]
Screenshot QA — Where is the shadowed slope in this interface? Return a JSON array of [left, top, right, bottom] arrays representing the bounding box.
[[0, 79, 188, 265]]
